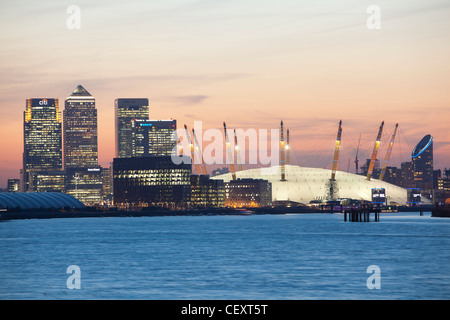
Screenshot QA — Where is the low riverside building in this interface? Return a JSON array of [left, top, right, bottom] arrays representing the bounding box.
[[224, 178, 272, 208], [113, 156, 191, 210], [190, 175, 224, 208]]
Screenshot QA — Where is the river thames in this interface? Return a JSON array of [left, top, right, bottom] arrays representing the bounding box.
[[0, 212, 449, 299]]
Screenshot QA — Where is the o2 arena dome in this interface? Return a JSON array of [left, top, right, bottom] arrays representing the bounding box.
[[213, 165, 419, 206]]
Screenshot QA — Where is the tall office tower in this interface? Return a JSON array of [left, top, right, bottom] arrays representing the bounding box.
[[412, 134, 434, 198], [63, 85, 98, 169], [132, 119, 177, 157], [115, 98, 149, 158], [400, 161, 414, 189], [22, 98, 63, 192]]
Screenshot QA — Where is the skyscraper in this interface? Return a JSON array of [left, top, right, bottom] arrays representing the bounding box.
[[63, 85, 103, 204], [132, 119, 177, 157], [63, 85, 98, 169], [22, 98, 63, 192], [412, 134, 434, 198], [115, 98, 149, 158]]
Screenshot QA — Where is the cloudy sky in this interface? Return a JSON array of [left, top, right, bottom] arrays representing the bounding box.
[[1, 0, 449, 187]]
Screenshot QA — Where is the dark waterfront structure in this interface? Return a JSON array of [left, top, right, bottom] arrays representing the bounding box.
[[132, 119, 176, 157], [63, 85, 98, 169], [0, 192, 85, 211], [115, 98, 149, 158], [224, 178, 272, 208], [113, 156, 191, 210], [412, 134, 433, 199], [190, 175, 224, 208], [22, 98, 63, 192]]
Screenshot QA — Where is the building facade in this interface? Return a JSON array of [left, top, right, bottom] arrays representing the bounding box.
[[7, 179, 20, 193], [412, 134, 434, 199], [22, 98, 63, 192], [63, 85, 98, 169], [132, 119, 177, 157], [224, 178, 272, 208], [115, 98, 149, 158], [190, 175, 224, 208], [65, 167, 103, 205], [113, 156, 191, 210]]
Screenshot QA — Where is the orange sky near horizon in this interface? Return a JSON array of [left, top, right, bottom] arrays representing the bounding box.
[[1, 0, 449, 188]]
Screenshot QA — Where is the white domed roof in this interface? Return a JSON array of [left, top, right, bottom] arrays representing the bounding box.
[[213, 165, 419, 205]]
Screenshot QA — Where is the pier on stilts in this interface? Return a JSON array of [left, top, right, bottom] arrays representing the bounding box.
[[344, 206, 380, 222]]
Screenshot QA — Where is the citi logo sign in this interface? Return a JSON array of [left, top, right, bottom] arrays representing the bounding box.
[[39, 99, 48, 106]]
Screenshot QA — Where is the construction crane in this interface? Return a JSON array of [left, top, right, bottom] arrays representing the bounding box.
[[184, 124, 199, 174], [355, 133, 361, 174], [366, 121, 384, 181], [192, 128, 207, 175], [331, 120, 343, 181], [223, 122, 237, 180], [280, 121, 286, 181], [379, 123, 399, 181], [286, 129, 290, 165], [234, 129, 243, 172]]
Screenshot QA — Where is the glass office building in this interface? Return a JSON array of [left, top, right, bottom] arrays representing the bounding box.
[[412, 134, 434, 198], [113, 156, 191, 210], [132, 119, 177, 157], [115, 98, 149, 158], [63, 85, 98, 169], [22, 98, 63, 192], [224, 178, 272, 208]]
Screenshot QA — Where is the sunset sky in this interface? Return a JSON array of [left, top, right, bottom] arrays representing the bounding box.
[[1, 0, 449, 187]]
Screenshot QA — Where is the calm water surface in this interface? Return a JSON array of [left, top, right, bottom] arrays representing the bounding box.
[[0, 212, 449, 299]]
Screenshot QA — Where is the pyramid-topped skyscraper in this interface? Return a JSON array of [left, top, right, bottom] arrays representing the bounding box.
[[67, 84, 93, 97], [63, 85, 97, 169]]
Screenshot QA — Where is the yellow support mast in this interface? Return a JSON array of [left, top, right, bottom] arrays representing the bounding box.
[[234, 129, 243, 172], [331, 120, 343, 181], [184, 124, 199, 175], [192, 128, 207, 175], [223, 122, 237, 180], [379, 123, 399, 181], [286, 129, 290, 166], [366, 121, 384, 181], [280, 121, 286, 181]]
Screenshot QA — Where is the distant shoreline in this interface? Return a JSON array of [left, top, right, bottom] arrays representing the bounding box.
[[0, 205, 437, 221]]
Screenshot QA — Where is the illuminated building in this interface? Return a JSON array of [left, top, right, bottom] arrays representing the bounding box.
[[101, 164, 113, 204], [190, 175, 224, 208], [115, 98, 149, 158], [65, 167, 103, 205], [400, 162, 414, 189], [412, 134, 434, 199], [224, 178, 272, 208], [132, 119, 177, 157], [113, 156, 191, 210], [212, 165, 427, 206], [34, 171, 66, 193], [7, 179, 20, 193], [63, 85, 98, 169], [22, 98, 63, 192]]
